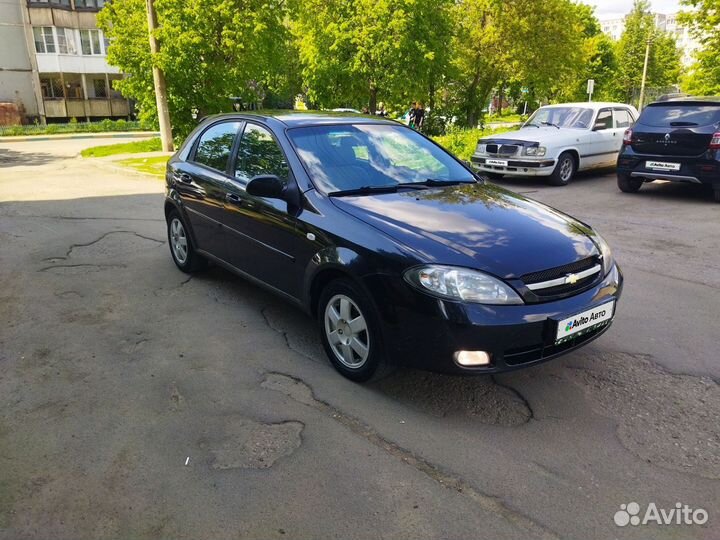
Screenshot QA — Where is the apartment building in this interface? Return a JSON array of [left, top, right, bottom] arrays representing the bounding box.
[[600, 12, 700, 67], [0, 0, 131, 124]]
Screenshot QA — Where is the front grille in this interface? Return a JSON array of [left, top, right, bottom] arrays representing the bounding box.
[[521, 257, 598, 285], [486, 144, 519, 156]]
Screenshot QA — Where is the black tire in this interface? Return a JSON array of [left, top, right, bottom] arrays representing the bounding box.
[[617, 173, 643, 193], [317, 278, 386, 382], [166, 210, 207, 273], [547, 152, 576, 186]]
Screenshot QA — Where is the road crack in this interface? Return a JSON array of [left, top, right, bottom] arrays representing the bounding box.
[[262, 372, 559, 540]]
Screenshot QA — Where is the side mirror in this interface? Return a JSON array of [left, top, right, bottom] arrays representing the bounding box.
[[246, 174, 285, 200]]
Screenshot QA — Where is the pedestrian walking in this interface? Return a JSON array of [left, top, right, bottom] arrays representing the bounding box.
[[408, 101, 418, 128], [414, 102, 425, 130]]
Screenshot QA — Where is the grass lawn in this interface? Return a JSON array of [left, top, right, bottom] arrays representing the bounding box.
[[116, 155, 169, 177], [81, 137, 161, 157]]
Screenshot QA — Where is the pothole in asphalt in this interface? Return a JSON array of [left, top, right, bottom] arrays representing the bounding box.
[[204, 419, 304, 470], [566, 351, 720, 479], [371, 370, 532, 426]]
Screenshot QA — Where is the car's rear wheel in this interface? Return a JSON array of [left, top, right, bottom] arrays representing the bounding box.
[[167, 210, 207, 273], [318, 278, 385, 382], [547, 152, 576, 186], [617, 173, 643, 193]]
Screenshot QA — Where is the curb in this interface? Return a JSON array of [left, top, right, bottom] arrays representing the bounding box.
[[0, 131, 159, 143]]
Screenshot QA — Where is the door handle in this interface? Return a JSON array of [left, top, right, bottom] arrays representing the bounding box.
[[174, 172, 193, 184], [225, 193, 243, 205]]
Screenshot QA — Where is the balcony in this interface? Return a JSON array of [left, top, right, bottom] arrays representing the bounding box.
[[42, 98, 130, 118]]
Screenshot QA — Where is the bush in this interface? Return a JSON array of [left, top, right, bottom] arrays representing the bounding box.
[[432, 125, 519, 161], [0, 119, 148, 137]]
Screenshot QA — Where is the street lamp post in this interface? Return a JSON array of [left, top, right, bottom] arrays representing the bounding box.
[[638, 37, 653, 112]]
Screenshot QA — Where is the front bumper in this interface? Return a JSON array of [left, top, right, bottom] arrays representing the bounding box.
[[471, 155, 556, 177], [363, 264, 623, 374]]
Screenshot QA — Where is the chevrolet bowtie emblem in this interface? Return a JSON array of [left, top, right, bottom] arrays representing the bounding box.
[[566, 273, 579, 285]]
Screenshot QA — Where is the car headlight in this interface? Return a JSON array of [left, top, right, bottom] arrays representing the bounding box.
[[404, 265, 523, 305], [525, 146, 546, 157], [592, 232, 615, 276], [476, 143, 487, 154]]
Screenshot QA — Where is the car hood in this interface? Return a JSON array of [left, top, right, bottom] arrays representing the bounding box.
[[482, 127, 584, 145], [330, 183, 599, 278]]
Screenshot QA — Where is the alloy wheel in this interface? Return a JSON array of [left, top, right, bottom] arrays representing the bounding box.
[[324, 294, 370, 368], [170, 218, 188, 264]]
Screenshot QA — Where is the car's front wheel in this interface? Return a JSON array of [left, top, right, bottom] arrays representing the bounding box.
[[617, 173, 643, 193], [548, 152, 576, 186], [318, 278, 384, 382], [167, 210, 207, 273]]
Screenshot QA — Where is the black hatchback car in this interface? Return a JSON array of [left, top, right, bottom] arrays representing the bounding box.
[[617, 97, 720, 201], [165, 112, 622, 381]]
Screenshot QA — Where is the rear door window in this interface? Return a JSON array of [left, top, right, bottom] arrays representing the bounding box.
[[639, 104, 720, 127], [192, 122, 241, 172]]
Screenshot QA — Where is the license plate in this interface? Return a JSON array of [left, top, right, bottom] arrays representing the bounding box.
[[646, 161, 681, 171], [486, 159, 508, 166], [555, 301, 615, 343]]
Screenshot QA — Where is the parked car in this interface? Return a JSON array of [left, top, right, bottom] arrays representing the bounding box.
[[165, 113, 622, 381], [471, 102, 638, 185], [616, 97, 720, 202]]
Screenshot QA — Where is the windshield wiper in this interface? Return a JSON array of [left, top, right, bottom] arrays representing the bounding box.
[[328, 184, 399, 197], [524, 122, 540, 128], [541, 121, 560, 129], [405, 178, 476, 187]]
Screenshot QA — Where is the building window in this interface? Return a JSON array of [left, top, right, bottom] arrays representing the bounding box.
[[56, 28, 77, 54], [40, 77, 64, 99], [93, 79, 107, 98], [75, 0, 105, 8], [33, 27, 56, 54], [80, 29, 103, 55]]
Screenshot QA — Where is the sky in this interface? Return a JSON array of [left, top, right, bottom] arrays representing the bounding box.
[[584, 0, 682, 20]]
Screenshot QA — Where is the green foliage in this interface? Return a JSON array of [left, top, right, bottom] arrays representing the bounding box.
[[292, 0, 454, 113], [447, 0, 586, 127], [80, 137, 162, 157], [679, 0, 720, 95], [0, 120, 146, 137], [432, 126, 518, 161], [612, 0, 682, 105], [98, 0, 301, 139]]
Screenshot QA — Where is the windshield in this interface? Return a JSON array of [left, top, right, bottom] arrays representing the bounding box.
[[525, 106, 594, 129], [287, 124, 474, 193]]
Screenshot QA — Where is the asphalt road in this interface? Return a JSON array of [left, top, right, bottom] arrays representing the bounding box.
[[1, 138, 718, 540]]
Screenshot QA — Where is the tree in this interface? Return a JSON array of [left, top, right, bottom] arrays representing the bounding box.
[[292, 0, 453, 114], [98, 0, 300, 138], [554, 3, 618, 102], [448, 0, 585, 127], [679, 0, 720, 95], [612, 0, 681, 105]]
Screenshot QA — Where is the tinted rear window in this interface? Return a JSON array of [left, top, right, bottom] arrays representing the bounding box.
[[639, 104, 720, 127]]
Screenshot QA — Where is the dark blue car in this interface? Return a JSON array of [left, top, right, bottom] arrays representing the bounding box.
[[165, 112, 622, 381]]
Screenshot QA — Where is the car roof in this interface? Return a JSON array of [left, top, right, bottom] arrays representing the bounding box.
[[539, 102, 635, 110], [204, 110, 399, 128], [647, 96, 720, 105]]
